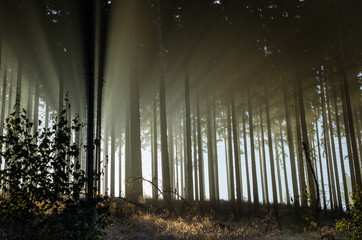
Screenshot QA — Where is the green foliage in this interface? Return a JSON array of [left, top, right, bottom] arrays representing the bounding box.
[[335, 187, 362, 240], [0, 109, 111, 239]]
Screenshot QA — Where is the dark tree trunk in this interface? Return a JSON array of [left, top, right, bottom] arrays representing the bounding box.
[[259, 103, 269, 209], [226, 97, 236, 212], [207, 100, 216, 203], [184, 69, 193, 202], [196, 96, 205, 201], [152, 93, 158, 199]]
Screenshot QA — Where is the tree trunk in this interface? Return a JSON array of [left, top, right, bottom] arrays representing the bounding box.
[[296, 68, 316, 208], [242, 106, 252, 208], [226, 97, 236, 212], [104, 129, 109, 195], [110, 125, 115, 196], [275, 134, 283, 204], [231, 93, 242, 214], [248, 86, 259, 212], [259, 103, 269, 209], [7, 67, 14, 118], [119, 138, 122, 197], [0, 60, 7, 137], [258, 121, 266, 205], [152, 93, 158, 199], [265, 85, 277, 207], [184, 70, 193, 202], [26, 82, 33, 121], [315, 114, 326, 211], [224, 132, 231, 201], [32, 82, 40, 134], [196, 96, 205, 201], [212, 98, 220, 204], [326, 84, 342, 210], [15, 58, 22, 118], [193, 110, 199, 201], [207, 100, 216, 203], [283, 82, 299, 205], [279, 121, 290, 205]]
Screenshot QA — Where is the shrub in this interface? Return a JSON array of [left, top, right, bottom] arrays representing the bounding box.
[[335, 187, 362, 240], [0, 108, 110, 239]]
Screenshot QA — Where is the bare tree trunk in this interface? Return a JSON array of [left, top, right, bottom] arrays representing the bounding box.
[[315, 114, 326, 211], [15, 58, 22, 118], [193, 110, 199, 201], [7, 66, 14, 118], [248, 86, 259, 212], [104, 129, 109, 195], [184, 70, 193, 202], [260, 103, 269, 209], [32, 82, 40, 134], [152, 93, 158, 199], [283, 83, 299, 206], [265, 85, 277, 207], [110, 125, 115, 196], [227, 97, 236, 212], [212, 98, 220, 205], [119, 137, 122, 197], [196, 96, 205, 201], [26, 82, 33, 121], [326, 84, 342, 211], [0, 60, 7, 137], [242, 106, 252, 208], [275, 134, 283, 204], [258, 122, 266, 205], [279, 121, 290, 205], [224, 132, 231, 201], [231, 93, 242, 215], [320, 80, 336, 210], [207, 100, 216, 203]]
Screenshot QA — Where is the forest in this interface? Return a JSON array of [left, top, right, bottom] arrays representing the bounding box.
[[0, 0, 361, 239]]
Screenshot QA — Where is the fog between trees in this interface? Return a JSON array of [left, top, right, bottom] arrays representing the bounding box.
[[0, 0, 361, 214]]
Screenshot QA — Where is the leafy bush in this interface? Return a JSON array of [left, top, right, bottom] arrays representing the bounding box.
[[0, 109, 110, 239], [335, 187, 362, 240]]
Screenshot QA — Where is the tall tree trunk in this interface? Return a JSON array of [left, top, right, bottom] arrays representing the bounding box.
[[110, 125, 115, 196], [279, 121, 290, 205], [265, 85, 277, 207], [152, 93, 158, 199], [333, 87, 349, 208], [326, 84, 342, 210], [212, 98, 220, 204], [226, 97, 236, 212], [248, 86, 259, 212], [293, 82, 306, 205], [125, 107, 131, 197], [104, 129, 109, 194], [224, 132, 231, 201], [259, 103, 269, 209], [169, 110, 175, 196], [184, 70, 193, 202], [275, 134, 283, 204], [15, 58, 22, 118], [283, 82, 299, 206], [320, 80, 336, 210], [258, 122, 266, 205], [7, 67, 14, 118], [315, 114, 326, 211], [231, 93, 242, 214], [196, 96, 205, 201], [0, 60, 7, 137], [193, 110, 199, 201], [296, 67, 317, 208], [242, 107, 252, 208], [119, 137, 122, 196], [32, 82, 40, 134], [26, 82, 33, 121], [207, 100, 216, 203]]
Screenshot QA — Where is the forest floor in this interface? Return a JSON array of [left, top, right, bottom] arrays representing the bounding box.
[[104, 199, 343, 240]]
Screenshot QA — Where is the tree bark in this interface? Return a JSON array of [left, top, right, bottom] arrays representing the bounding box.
[[196, 96, 205, 201], [279, 121, 290, 205], [15, 58, 22, 118], [152, 93, 158, 199], [184, 69, 193, 202], [226, 97, 236, 212], [207, 100, 216, 203], [0, 60, 7, 137], [259, 103, 269, 209]]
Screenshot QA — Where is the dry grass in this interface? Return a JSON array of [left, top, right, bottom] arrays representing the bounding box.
[[105, 202, 342, 240]]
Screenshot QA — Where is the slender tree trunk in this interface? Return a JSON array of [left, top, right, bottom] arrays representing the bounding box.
[[248, 86, 259, 212], [224, 132, 231, 201], [193, 110, 199, 201], [207, 100, 216, 203], [125, 107, 131, 197], [294, 82, 306, 205], [184, 70, 193, 201], [275, 134, 283, 204], [7, 67, 14, 118], [279, 121, 290, 205], [258, 122, 266, 205], [296, 67, 317, 209], [169, 110, 175, 195], [32, 82, 40, 134], [110, 125, 115, 196], [104, 129, 109, 195], [152, 93, 158, 199], [212, 98, 220, 204], [231, 93, 242, 214], [119, 137, 122, 196], [196, 96, 205, 201], [242, 107, 252, 208], [315, 114, 326, 211], [283, 82, 299, 205], [340, 80, 356, 192], [226, 97, 236, 212], [326, 84, 342, 210], [320, 80, 336, 210], [260, 103, 269, 209], [265, 85, 277, 207], [15, 58, 22, 118], [0, 60, 7, 137], [26, 82, 33, 121]]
